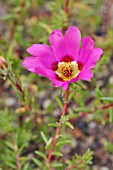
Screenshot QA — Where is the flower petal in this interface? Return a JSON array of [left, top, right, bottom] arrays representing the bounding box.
[[78, 69, 93, 81], [70, 68, 93, 83], [27, 44, 51, 56], [23, 56, 47, 76], [49, 26, 81, 61], [62, 83, 69, 90], [23, 44, 57, 77], [46, 70, 64, 87], [82, 36, 94, 49], [27, 44, 56, 67], [78, 37, 103, 69], [49, 30, 63, 55]]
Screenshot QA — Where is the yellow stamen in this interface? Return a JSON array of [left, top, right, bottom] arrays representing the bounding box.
[[56, 61, 80, 81]]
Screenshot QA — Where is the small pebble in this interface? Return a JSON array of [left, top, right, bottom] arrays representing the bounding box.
[[100, 166, 109, 170], [109, 76, 113, 84], [5, 97, 16, 107], [97, 80, 104, 87], [43, 99, 51, 109], [89, 122, 97, 129], [71, 138, 78, 148], [38, 90, 46, 98], [92, 165, 99, 170]]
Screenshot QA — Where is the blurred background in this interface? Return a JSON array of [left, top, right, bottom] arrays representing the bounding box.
[[0, 0, 113, 170]]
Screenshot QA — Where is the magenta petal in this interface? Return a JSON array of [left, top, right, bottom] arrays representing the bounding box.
[[85, 47, 103, 69], [82, 36, 94, 49], [49, 30, 63, 54], [23, 44, 57, 76], [46, 70, 64, 87], [78, 37, 103, 69], [70, 68, 93, 82], [78, 69, 93, 81], [27, 44, 56, 67], [49, 26, 81, 61], [69, 77, 78, 83], [64, 26, 81, 60], [23, 56, 47, 76], [27, 44, 52, 56], [62, 83, 69, 90]]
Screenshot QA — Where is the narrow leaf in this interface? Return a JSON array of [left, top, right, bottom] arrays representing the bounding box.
[[101, 97, 113, 101], [54, 96, 63, 109], [69, 89, 78, 100], [5, 161, 16, 169], [65, 122, 74, 129], [90, 110, 101, 119], [52, 151, 63, 157], [45, 138, 53, 150], [40, 131, 48, 144], [35, 151, 46, 160], [74, 107, 92, 112], [5, 141, 14, 150], [51, 162, 63, 168], [109, 108, 113, 123], [48, 122, 59, 127], [32, 158, 43, 168], [56, 140, 71, 147]]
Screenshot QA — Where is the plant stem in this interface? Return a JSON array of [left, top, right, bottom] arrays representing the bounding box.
[[8, 73, 25, 99], [13, 136, 21, 170], [47, 87, 69, 164], [65, 0, 70, 16]]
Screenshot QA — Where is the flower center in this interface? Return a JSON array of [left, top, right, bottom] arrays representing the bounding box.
[[55, 61, 80, 81]]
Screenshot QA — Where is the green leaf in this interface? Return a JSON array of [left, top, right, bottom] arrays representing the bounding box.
[[19, 144, 27, 154], [90, 110, 101, 119], [76, 81, 86, 89], [74, 107, 92, 112], [48, 122, 59, 127], [69, 88, 78, 100], [64, 113, 79, 120], [101, 97, 113, 101], [52, 151, 63, 157], [5, 141, 14, 150], [56, 140, 71, 147], [65, 122, 74, 129], [45, 138, 53, 150], [5, 161, 16, 169], [32, 158, 43, 168], [40, 131, 48, 144], [98, 115, 106, 125], [54, 96, 63, 109], [51, 162, 63, 168], [24, 88, 30, 106], [61, 116, 69, 123], [35, 151, 47, 160], [109, 108, 113, 123], [96, 87, 103, 97]]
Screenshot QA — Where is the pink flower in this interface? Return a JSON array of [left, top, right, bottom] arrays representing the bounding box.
[[23, 26, 103, 90]]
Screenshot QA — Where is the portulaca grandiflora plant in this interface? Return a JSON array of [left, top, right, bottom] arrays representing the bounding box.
[[23, 25, 103, 169], [1, 0, 113, 170]]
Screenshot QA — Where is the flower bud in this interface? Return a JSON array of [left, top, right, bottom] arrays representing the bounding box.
[[0, 56, 8, 69], [0, 56, 8, 76]]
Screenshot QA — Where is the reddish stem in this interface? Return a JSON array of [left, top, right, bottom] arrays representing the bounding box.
[[65, 0, 70, 15], [47, 87, 69, 164]]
